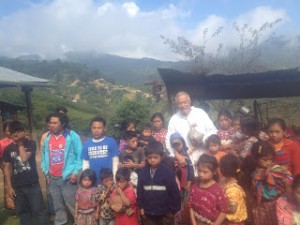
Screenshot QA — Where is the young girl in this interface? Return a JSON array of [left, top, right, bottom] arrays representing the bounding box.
[[267, 117, 300, 176], [188, 154, 229, 225], [151, 112, 167, 144], [250, 141, 292, 225], [276, 174, 300, 225], [75, 169, 100, 225], [220, 154, 247, 225], [119, 119, 136, 151], [110, 167, 139, 225], [217, 110, 234, 151]]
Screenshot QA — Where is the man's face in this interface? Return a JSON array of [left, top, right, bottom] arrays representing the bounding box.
[[48, 117, 63, 135], [176, 94, 191, 116], [91, 121, 106, 139]]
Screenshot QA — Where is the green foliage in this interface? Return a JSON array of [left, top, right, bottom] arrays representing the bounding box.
[[109, 101, 152, 138]]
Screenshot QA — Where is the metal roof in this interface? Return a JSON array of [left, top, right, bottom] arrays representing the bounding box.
[[0, 66, 50, 87], [158, 67, 300, 100]]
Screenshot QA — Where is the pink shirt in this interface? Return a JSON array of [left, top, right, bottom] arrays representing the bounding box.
[[0, 138, 13, 158], [188, 182, 229, 221]]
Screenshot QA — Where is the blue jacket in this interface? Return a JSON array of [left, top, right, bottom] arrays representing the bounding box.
[[41, 130, 83, 180], [137, 163, 181, 216]]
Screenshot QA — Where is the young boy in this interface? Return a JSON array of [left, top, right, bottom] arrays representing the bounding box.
[[3, 121, 47, 225], [98, 168, 115, 225], [119, 131, 146, 171], [205, 134, 226, 163], [138, 123, 156, 148], [137, 141, 181, 225], [82, 116, 119, 184]]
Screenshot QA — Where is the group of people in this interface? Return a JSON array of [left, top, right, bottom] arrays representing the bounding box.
[[1, 91, 300, 225]]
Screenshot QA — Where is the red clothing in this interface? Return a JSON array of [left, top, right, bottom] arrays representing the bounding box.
[[271, 138, 300, 176], [0, 138, 13, 158], [188, 182, 229, 222], [151, 129, 167, 143], [111, 186, 139, 225], [75, 187, 99, 210], [49, 134, 66, 177]]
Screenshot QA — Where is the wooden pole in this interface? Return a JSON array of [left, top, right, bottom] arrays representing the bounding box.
[[22, 86, 33, 132]]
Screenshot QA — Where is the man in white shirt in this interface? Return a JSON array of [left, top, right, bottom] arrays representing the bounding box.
[[165, 91, 217, 157]]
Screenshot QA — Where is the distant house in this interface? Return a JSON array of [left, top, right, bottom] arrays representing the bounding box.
[[0, 66, 50, 136], [158, 67, 300, 114]]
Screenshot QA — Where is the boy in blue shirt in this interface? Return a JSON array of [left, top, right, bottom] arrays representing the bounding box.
[[82, 116, 119, 184]]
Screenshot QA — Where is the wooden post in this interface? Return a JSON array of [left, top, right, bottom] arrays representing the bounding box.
[[22, 86, 33, 132]]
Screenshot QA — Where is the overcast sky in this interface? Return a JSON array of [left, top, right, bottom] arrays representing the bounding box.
[[0, 0, 299, 61]]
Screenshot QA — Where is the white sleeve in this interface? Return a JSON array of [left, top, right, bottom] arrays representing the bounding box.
[[82, 159, 90, 170], [200, 110, 217, 141], [165, 118, 176, 156], [112, 156, 119, 179]]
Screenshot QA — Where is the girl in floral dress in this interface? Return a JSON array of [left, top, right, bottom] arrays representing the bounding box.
[[188, 154, 229, 225], [75, 169, 100, 225]]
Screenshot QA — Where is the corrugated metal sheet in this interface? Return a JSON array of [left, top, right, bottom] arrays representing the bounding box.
[[0, 66, 49, 87]]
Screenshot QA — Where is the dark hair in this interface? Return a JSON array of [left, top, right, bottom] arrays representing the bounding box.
[[240, 116, 259, 137], [151, 112, 165, 123], [144, 141, 164, 157], [141, 123, 152, 132], [162, 156, 176, 171], [218, 110, 232, 120], [9, 121, 25, 134], [47, 112, 69, 129], [79, 169, 97, 187], [251, 140, 275, 161], [90, 116, 107, 127], [267, 117, 286, 131], [220, 154, 240, 178], [115, 167, 131, 181], [56, 106, 68, 114], [197, 154, 219, 181], [99, 168, 113, 181], [120, 119, 135, 131], [3, 121, 12, 132], [205, 134, 221, 146], [123, 130, 138, 141], [293, 174, 300, 190]]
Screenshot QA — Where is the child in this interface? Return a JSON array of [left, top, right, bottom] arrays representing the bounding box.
[[239, 117, 260, 159], [205, 134, 227, 164], [119, 131, 146, 172], [138, 123, 156, 148], [267, 117, 300, 176], [109, 167, 139, 225], [151, 112, 167, 144], [250, 141, 292, 225], [277, 174, 300, 225], [119, 155, 138, 189], [137, 141, 181, 225], [188, 154, 229, 225], [217, 110, 234, 151], [119, 119, 136, 151], [98, 168, 115, 225], [82, 116, 119, 184], [3, 121, 47, 225], [0, 121, 14, 210], [75, 169, 99, 225], [220, 154, 247, 225], [170, 132, 194, 194]]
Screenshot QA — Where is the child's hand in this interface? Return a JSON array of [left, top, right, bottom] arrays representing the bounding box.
[[115, 186, 123, 195], [94, 212, 99, 221], [139, 208, 145, 217], [123, 160, 135, 169], [188, 147, 194, 155]]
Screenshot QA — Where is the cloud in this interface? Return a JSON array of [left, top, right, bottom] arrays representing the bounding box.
[[0, 1, 296, 61]]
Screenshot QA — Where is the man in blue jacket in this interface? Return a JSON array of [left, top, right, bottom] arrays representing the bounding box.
[[137, 141, 181, 225], [41, 112, 82, 225]]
